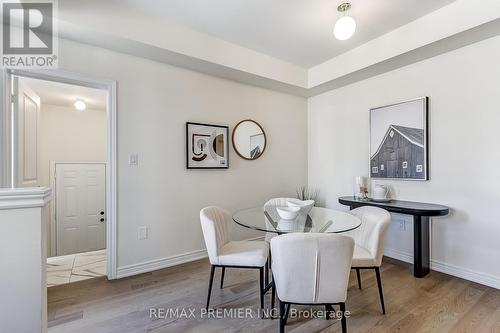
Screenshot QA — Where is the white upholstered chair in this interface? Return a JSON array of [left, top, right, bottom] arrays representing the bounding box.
[[263, 197, 295, 241], [346, 206, 391, 314], [200, 206, 269, 311], [263, 198, 295, 283], [271, 233, 354, 333]]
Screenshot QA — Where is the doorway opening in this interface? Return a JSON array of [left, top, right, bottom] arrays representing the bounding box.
[[4, 69, 117, 284]]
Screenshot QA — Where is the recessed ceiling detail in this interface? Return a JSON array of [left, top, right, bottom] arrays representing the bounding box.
[[113, 0, 456, 67]]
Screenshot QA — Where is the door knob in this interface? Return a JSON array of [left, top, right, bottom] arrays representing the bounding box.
[[100, 211, 105, 215], [100, 218, 105, 222]]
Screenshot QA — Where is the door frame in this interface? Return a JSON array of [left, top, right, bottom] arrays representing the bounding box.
[[50, 161, 106, 257], [0, 70, 12, 187], [1, 68, 118, 279]]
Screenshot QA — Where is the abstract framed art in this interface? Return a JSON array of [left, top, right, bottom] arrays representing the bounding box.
[[186, 122, 229, 169], [369, 97, 429, 180]]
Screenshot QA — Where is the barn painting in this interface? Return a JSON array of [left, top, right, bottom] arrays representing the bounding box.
[[369, 97, 428, 180], [370, 125, 425, 179]]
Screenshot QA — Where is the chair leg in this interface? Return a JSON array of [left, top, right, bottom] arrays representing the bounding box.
[[269, 248, 272, 270], [284, 303, 291, 325], [206, 265, 216, 310], [279, 301, 286, 333], [356, 268, 362, 289], [220, 267, 226, 289], [325, 304, 333, 320], [259, 267, 265, 314], [375, 267, 386, 315], [340, 302, 347, 333], [265, 260, 269, 286], [271, 280, 276, 310], [268, 248, 272, 285]]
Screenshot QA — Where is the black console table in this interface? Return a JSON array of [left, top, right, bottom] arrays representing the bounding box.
[[338, 196, 449, 278]]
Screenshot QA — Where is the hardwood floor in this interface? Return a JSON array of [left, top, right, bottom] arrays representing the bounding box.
[[48, 258, 500, 333]]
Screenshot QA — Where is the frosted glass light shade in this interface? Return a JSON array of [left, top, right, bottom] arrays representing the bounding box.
[[74, 99, 86, 111], [334, 16, 356, 40]]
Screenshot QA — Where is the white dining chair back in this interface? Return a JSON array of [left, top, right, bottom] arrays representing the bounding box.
[[200, 206, 232, 265], [200, 206, 269, 312], [271, 233, 354, 304], [347, 206, 391, 267], [263, 198, 295, 242], [264, 197, 295, 209], [346, 206, 391, 315]]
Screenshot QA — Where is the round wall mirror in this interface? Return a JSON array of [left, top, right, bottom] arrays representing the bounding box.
[[232, 120, 267, 160]]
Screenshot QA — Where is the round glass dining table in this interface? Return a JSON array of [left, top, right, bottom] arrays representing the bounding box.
[[232, 206, 361, 234]]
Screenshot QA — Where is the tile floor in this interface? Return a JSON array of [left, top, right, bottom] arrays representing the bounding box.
[[47, 249, 106, 287]]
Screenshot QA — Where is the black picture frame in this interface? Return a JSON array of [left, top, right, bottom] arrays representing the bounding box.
[[369, 97, 429, 181], [186, 122, 229, 169]]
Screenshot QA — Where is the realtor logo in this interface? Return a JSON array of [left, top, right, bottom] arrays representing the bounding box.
[[1, 0, 58, 68]]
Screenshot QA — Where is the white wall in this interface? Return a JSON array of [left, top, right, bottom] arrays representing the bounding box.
[[308, 36, 500, 287], [0, 187, 51, 333], [0, 208, 47, 333], [37, 103, 106, 187], [57, 38, 308, 269]]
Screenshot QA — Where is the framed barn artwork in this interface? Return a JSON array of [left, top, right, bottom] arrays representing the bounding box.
[[369, 97, 429, 180], [186, 122, 229, 169]]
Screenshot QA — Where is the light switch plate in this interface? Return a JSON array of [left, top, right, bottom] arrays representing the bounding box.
[[129, 153, 138, 166]]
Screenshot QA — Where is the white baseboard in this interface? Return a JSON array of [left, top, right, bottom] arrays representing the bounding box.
[[116, 249, 208, 279], [384, 248, 500, 290], [431, 259, 500, 290], [116, 236, 265, 279], [117, 241, 500, 290], [384, 248, 413, 264]]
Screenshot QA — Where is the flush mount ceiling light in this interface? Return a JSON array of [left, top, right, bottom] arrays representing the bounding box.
[[74, 99, 86, 111], [334, 2, 356, 41]]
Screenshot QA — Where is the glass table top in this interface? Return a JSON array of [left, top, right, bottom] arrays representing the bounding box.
[[232, 206, 361, 234]]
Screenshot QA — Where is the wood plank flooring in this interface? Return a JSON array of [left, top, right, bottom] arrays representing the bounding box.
[[48, 258, 500, 333]]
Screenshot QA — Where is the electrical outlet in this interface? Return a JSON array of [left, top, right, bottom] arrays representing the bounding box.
[[129, 153, 138, 166], [138, 226, 148, 240], [399, 220, 406, 231]]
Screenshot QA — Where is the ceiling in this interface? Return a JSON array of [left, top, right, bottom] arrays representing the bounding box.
[[22, 78, 107, 110], [113, 0, 456, 68]]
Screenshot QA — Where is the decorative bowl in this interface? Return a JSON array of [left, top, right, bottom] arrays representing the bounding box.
[[287, 199, 315, 214], [276, 206, 300, 220]]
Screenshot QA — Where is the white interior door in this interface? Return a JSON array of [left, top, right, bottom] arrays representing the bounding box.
[[14, 77, 40, 187], [56, 163, 106, 256]]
